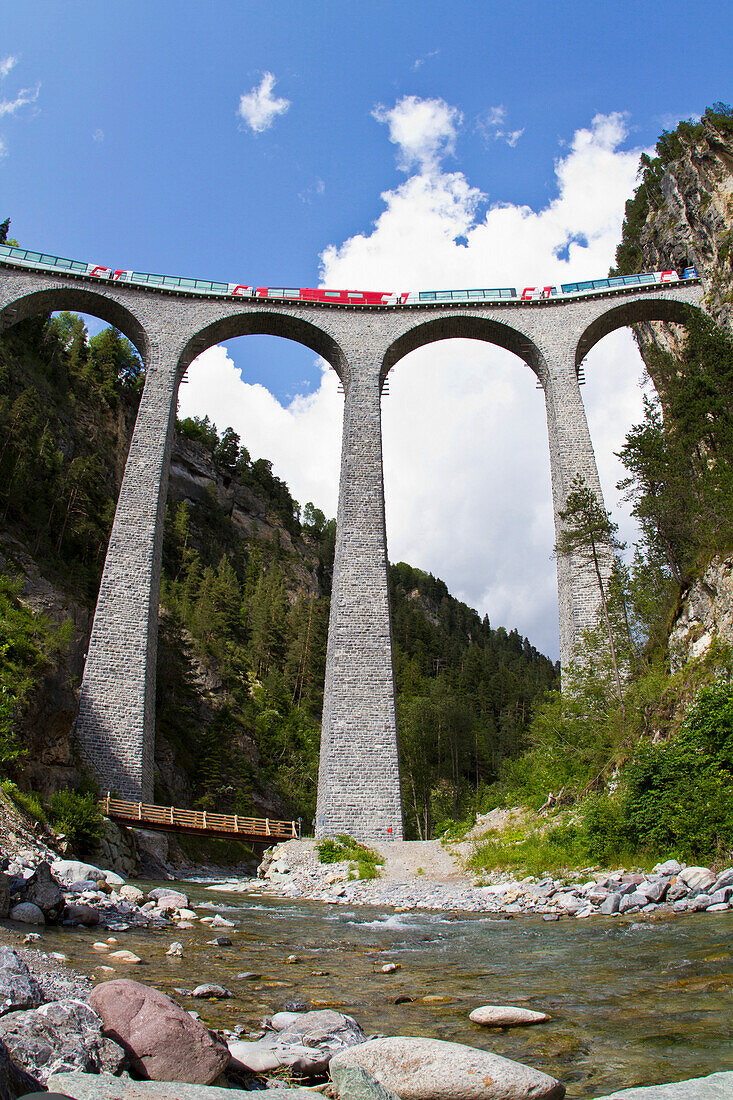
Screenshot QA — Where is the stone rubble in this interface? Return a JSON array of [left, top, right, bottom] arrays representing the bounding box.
[[252, 845, 733, 922]]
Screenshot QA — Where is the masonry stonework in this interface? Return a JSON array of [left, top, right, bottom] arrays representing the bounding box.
[[0, 261, 704, 832]]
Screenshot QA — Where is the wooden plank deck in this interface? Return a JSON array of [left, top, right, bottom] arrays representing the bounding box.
[[99, 795, 299, 843]]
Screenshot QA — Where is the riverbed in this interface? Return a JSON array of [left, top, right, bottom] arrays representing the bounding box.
[[13, 876, 733, 1099]]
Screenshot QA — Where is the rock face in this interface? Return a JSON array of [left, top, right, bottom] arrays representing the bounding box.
[[88, 979, 229, 1084], [8, 902, 44, 926], [0, 1036, 44, 1100], [330, 1063, 402, 1100], [329, 1037, 566, 1100], [0, 949, 43, 1017], [0, 998, 125, 1083], [669, 554, 733, 668]]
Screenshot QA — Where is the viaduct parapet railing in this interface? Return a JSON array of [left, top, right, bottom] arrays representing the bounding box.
[[0, 246, 707, 843], [100, 794, 299, 842]]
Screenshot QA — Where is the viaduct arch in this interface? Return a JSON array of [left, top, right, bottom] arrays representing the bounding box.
[[0, 255, 705, 839]]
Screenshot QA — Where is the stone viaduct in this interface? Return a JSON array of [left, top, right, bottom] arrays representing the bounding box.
[[0, 255, 704, 840]]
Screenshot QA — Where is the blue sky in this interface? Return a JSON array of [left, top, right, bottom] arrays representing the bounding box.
[[2, 1, 731, 657]]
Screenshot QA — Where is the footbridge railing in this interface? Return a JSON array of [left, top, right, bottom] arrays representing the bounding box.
[[100, 794, 299, 842]]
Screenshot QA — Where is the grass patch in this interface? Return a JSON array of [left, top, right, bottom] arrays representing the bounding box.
[[1, 780, 46, 825], [316, 834, 382, 879]]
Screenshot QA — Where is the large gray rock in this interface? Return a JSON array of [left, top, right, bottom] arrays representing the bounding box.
[[230, 1010, 367, 1078], [329, 1037, 566, 1099], [148, 888, 189, 909], [594, 1070, 733, 1098], [89, 979, 229, 1084], [0, 998, 125, 1083], [653, 860, 683, 876], [331, 1063, 401, 1100], [712, 868, 733, 893], [600, 893, 621, 915], [23, 861, 65, 922], [8, 902, 44, 925], [48, 1070, 325, 1098], [0, 948, 43, 1017], [0, 1036, 44, 1100], [678, 867, 716, 893], [51, 860, 124, 887]]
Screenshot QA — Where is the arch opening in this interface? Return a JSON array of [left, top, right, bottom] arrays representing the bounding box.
[[0, 286, 149, 361], [382, 313, 547, 386], [381, 337, 559, 837], [158, 328, 344, 821], [178, 310, 346, 380], [575, 297, 704, 370]]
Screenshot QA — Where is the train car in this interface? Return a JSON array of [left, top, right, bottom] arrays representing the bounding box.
[[0, 243, 700, 309]]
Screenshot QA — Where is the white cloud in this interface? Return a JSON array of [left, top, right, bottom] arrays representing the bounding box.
[[0, 137, 6, 159], [478, 103, 524, 148], [92, 128, 104, 143], [412, 49, 439, 71], [237, 72, 290, 134], [372, 95, 462, 173], [0, 56, 17, 80], [180, 104, 650, 659], [0, 83, 39, 118]]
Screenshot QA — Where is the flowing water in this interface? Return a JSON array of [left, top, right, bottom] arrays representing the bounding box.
[[33, 879, 733, 1098]]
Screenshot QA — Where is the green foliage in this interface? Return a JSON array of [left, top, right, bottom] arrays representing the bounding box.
[[0, 313, 143, 595], [316, 834, 382, 877], [1, 780, 47, 824], [0, 571, 70, 766], [47, 790, 104, 856]]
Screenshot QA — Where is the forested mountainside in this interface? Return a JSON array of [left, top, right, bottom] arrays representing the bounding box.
[[0, 262, 557, 842], [469, 105, 733, 875]]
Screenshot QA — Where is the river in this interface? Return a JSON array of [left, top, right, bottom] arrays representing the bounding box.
[[32, 878, 733, 1098]]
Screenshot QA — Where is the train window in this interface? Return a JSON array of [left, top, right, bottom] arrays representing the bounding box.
[[284, 289, 299, 297], [209, 282, 229, 293], [70, 261, 87, 273], [324, 290, 341, 298], [436, 291, 452, 300], [419, 292, 436, 301], [25, 251, 42, 263], [268, 288, 285, 297], [178, 278, 197, 288]]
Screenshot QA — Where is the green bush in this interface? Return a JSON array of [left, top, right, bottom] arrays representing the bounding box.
[[316, 834, 382, 878], [47, 790, 103, 856]]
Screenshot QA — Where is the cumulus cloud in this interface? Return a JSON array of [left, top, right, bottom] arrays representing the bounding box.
[[372, 95, 463, 173], [237, 72, 290, 133], [181, 102, 649, 659], [0, 56, 17, 80]]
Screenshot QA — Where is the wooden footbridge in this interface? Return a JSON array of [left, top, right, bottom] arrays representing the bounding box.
[[100, 795, 300, 843]]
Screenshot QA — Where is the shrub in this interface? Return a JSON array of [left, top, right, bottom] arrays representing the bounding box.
[[316, 834, 382, 878], [47, 790, 103, 856]]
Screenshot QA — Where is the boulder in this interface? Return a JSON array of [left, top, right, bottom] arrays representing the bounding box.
[[678, 867, 716, 893], [653, 860, 683, 876], [148, 888, 189, 909], [64, 903, 100, 926], [0, 948, 43, 1017], [120, 885, 145, 905], [712, 868, 733, 893], [231, 1010, 367, 1079], [0, 1035, 44, 1100], [469, 1006, 550, 1027], [593, 1070, 733, 1098], [190, 985, 231, 999], [107, 951, 142, 964], [89, 979, 229, 1084], [51, 860, 123, 887], [0, 998, 125, 1083], [23, 861, 65, 922], [329, 1037, 565, 1100], [49, 1069, 325, 1098], [330, 1063, 402, 1100], [9, 902, 44, 926], [271, 1011, 305, 1030], [600, 894, 621, 915], [637, 881, 668, 904]]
